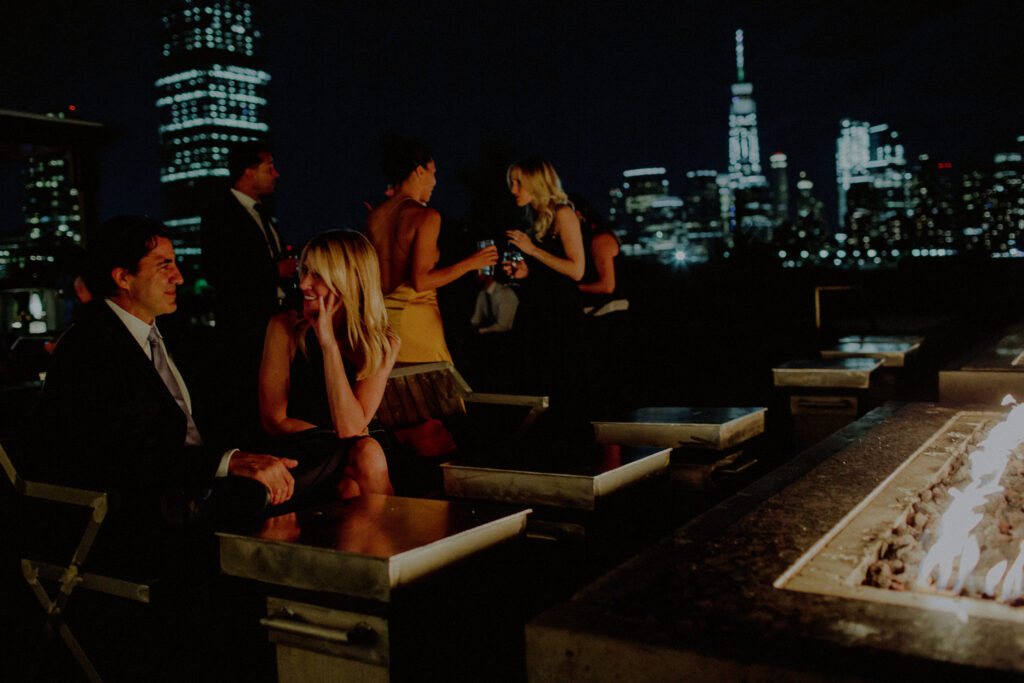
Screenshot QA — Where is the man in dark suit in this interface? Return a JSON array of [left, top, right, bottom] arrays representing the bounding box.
[[29, 219, 299, 548], [30, 217, 300, 575], [200, 142, 298, 443], [25, 216, 312, 678]]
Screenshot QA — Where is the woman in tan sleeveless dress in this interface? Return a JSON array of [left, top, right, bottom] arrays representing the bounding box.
[[365, 133, 496, 363]]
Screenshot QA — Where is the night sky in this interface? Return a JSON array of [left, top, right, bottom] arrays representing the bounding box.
[[3, 0, 1023, 246]]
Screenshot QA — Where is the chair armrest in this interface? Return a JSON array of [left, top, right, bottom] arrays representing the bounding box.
[[26, 560, 152, 603], [465, 392, 549, 409], [23, 481, 108, 512], [465, 392, 549, 433]]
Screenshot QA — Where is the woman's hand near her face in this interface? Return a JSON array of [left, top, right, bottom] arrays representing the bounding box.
[[313, 290, 342, 349]]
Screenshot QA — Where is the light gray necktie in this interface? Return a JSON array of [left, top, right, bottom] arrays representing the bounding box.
[[148, 327, 202, 446], [252, 202, 281, 258]]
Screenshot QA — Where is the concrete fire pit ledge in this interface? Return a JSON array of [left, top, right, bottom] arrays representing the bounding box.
[[526, 403, 1024, 682]]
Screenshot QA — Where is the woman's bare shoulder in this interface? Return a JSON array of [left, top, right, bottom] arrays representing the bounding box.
[[267, 310, 299, 335], [398, 201, 439, 225], [592, 232, 620, 253]]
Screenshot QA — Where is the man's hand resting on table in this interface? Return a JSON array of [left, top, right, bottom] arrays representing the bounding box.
[[228, 452, 298, 505]]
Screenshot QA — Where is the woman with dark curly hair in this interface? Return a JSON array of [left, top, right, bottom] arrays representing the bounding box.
[[365, 132, 497, 363]]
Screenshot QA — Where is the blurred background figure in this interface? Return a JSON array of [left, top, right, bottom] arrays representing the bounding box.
[[470, 272, 518, 334], [570, 192, 630, 417], [44, 274, 94, 355], [201, 142, 295, 445], [459, 272, 520, 392], [366, 132, 496, 364]]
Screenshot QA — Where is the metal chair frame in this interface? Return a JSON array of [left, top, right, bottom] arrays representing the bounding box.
[[1, 442, 150, 683]]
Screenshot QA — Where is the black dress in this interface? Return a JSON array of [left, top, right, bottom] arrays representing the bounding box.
[[263, 329, 364, 505], [515, 227, 584, 410]]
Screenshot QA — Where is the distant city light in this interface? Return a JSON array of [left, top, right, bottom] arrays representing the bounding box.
[[674, 250, 687, 262], [623, 168, 666, 178]]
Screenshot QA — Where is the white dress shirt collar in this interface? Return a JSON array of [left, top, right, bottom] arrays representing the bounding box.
[[230, 187, 259, 212], [106, 298, 157, 359]]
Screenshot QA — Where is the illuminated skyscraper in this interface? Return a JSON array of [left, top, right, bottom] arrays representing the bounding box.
[[680, 170, 728, 262], [770, 152, 790, 222], [7, 108, 103, 283], [961, 150, 1024, 257], [727, 30, 765, 189], [611, 168, 686, 261], [835, 119, 912, 252], [23, 128, 85, 252], [723, 29, 772, 244], [835, 120, 909, 229], [156, 0, 270, 272]]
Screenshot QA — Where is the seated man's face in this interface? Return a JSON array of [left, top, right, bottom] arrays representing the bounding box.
[[123, 236, 184, 323]]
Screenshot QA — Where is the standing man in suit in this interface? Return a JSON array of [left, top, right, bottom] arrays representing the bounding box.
[[201, 142, 297, 443]]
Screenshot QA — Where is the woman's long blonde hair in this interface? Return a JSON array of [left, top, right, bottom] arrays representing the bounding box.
[[507, 157, 571, 241], [293, 230, 396, 380]]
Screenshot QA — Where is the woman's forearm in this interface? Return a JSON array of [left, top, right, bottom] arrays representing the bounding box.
[[412, 260, 472, 291], [321, 342, 373, 437], [262, 415, 318, 435], [528, 245, 584, 280]]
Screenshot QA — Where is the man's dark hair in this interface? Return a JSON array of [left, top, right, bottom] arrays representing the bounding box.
[[228, 140, 273, 184], [380, 132, 432, 187], [84, 215, 169, 299]]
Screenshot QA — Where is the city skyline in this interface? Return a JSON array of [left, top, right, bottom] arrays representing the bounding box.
[[2, 1, 1022, 247]]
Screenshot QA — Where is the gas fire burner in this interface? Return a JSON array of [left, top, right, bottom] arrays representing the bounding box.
[[526, 404, 1024, 681]]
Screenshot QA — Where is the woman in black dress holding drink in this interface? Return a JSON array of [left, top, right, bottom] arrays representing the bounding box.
[[504, 158, 586, 419]]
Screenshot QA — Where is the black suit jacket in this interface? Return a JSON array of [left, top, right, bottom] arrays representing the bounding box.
[[27, 304, 257, 574], [200, 190, 282, 340]]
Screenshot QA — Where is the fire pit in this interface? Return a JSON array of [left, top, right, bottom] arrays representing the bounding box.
[[526, 403, 1024, 680], [776, 404, 1024, 623]]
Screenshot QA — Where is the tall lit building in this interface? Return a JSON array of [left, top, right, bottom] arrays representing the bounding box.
[[961, 150, 1024, 257], [835, 119, 912, 251], [723, 29, 772, 244], [680, 170, 728, 262], [610, 168, 686, 261], [769, 152, 790, 222], [156, 0, 271, 273], [906, 154, 958, 253], [5, 108, 102, 284], [727, 30, 765, 187], [23, 150, 84, 251]]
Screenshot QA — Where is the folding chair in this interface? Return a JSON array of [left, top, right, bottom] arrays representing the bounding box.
[[1, 442, 151, 683]]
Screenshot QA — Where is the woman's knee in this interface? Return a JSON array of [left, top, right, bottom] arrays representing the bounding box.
[[350, 437, 389, 476]]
